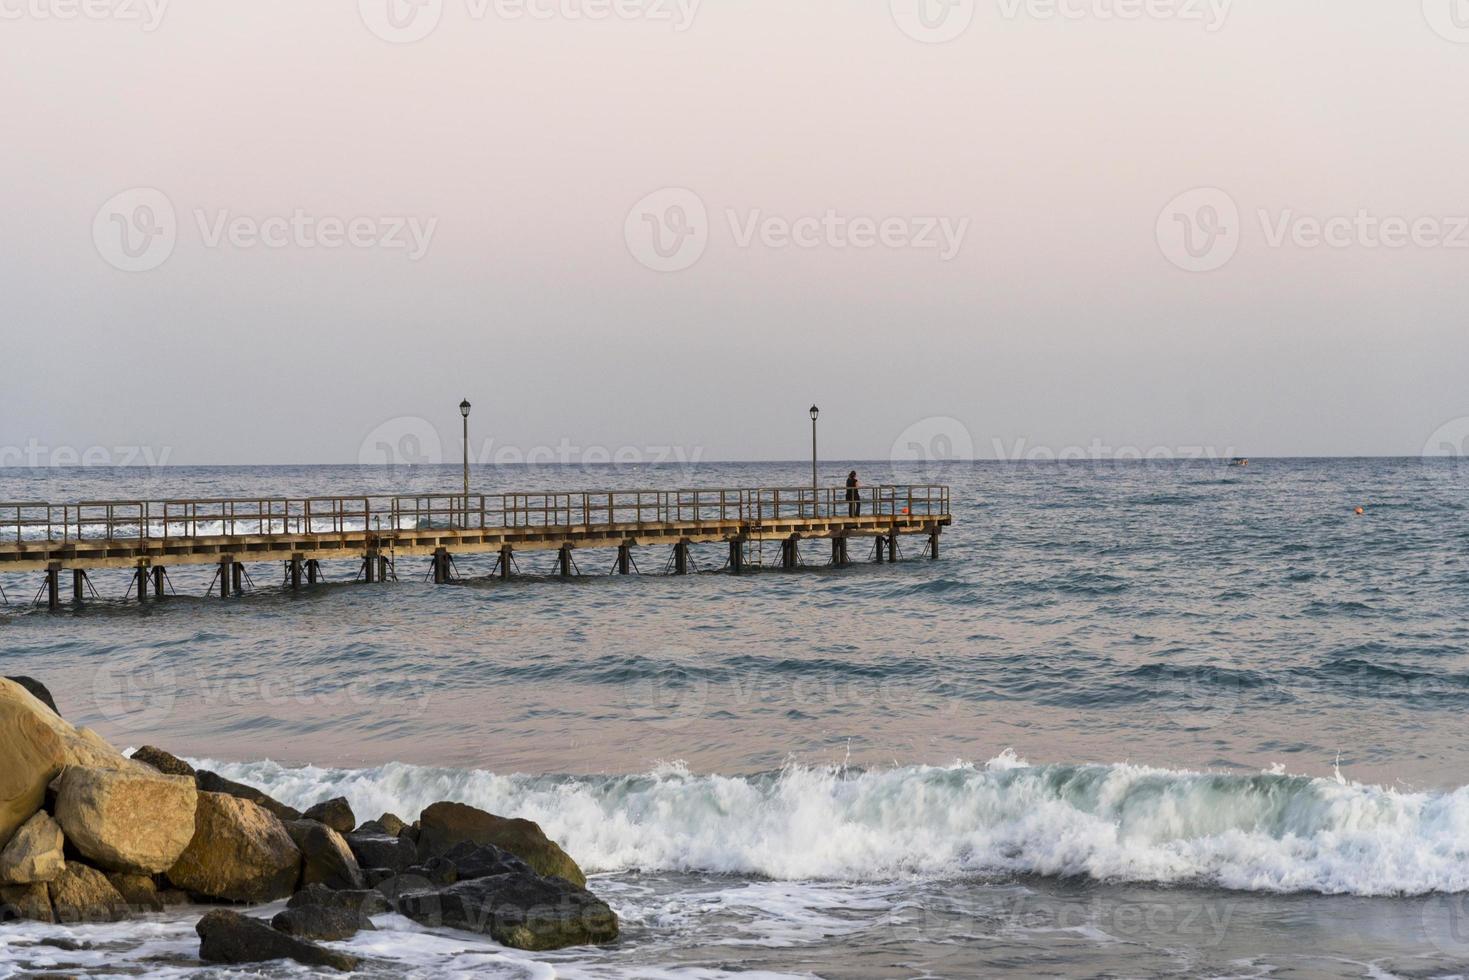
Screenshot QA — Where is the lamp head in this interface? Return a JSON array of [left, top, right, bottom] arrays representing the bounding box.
[[809, 405, 820, 421], [460, 399, 472, 419]]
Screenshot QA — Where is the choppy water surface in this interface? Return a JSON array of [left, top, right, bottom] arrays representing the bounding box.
[[3, 459, 1468, 978]]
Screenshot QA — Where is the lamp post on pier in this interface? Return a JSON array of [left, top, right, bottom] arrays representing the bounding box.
[[460, 399, 471, 528], [809, 405, 820, 494]]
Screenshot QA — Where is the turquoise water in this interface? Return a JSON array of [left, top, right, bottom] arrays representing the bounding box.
[[3, 459, 1469, 977]]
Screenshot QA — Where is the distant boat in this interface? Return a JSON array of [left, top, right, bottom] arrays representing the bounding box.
[[1229, 458, 1249, 467]]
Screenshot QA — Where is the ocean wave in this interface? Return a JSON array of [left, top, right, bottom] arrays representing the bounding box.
[[197, 752, 1469, 898]]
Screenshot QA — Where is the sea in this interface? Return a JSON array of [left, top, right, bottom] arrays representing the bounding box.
[[2, 458, 1468, 979]]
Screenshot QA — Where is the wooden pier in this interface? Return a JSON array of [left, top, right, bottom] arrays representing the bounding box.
[[0, 486, 951, 608]]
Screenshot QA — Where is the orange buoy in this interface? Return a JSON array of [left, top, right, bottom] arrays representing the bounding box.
[[1354, 507, 1365, 516]]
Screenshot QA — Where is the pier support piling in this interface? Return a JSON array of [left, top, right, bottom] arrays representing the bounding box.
[[232, 561, 244, 594], [499, 546, 513, 580], [929, 527, 940, 560], [46, 566, 59, 610], [617, 544, 632, 575], [558, 545, 573, 579], [782, 536, 799, 570], [289, 557, 302, 589], [433, 548, 450, 584], [729, 539, 745, 574], [674, 540, 689, 575], [72, 569, 85, 603], [136, 563, 149, 601], [219, 558, 233, 598], [307, 559, 320, 585], [153, 566, 166, 598]]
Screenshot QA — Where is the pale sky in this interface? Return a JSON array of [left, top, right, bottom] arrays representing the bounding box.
[[1, 0, 1467, 465]]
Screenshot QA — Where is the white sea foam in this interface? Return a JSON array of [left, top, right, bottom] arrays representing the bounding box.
[[195, 751, 1469, 898]]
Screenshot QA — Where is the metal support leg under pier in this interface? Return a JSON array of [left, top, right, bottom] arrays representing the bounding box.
[[364, 552, 377, 584], [289, 557, 302, 589], [153, 566, 166, 598], [674, 540, 689, 575], [72, 569, 85, 603], [136, 562, 149, 601], [873, 536, 887, 563], [782, 536, 798, 570], [232, 561, 244, 594], [499, 546, 513, 580], [46, 566, 59, 611], [307, 560, 320, 585], [433, 548, 450, 584], [729, 539, 745, 574], [617, 544, 632, 575], [219, 558, 233, 598], [832, 537, 848, 567], [558, 545, 573, 579], [929, 527, 940, 560]]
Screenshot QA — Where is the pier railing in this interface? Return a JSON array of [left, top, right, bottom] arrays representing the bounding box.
[[0, 486, 949, 544]]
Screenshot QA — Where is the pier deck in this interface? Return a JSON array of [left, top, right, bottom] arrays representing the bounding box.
[[0, 486, 951, 605]]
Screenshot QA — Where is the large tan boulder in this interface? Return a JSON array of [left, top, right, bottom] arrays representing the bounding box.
[[284, 820, 364, 890], [0, 811, 65, 884], [418, 801, 586, 887], [54, 766, 197, 874], [48, 862, 128, 923], [167, 792, 301, 902], [0, 683, 66, 851], [0, 679, 148, 849]]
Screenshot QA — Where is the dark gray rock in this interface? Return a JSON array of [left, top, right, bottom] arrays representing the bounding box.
[[196, 908, 359, 972], [5, 677, 58, 716], [194, 771, 301, 822], [288, 882, 390, 917], [130, 746, 195, 778], [363, 867, 396, 887], [417, 801, 584, 886], [373, 872, 435, 904], [396, 872, 619, 951], [271, 904, 374, 942], [302, 797, 355, 835], [404, 856, 457, 887], [443, 841, 534, 880], [345, 831, 417, 872]]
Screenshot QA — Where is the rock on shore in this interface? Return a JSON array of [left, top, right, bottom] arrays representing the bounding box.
[[166, 792, 301, 903], [197, 908, 360, 972], [0, 675, 620, 968], [418, 801, 588, 886], [55, 766, 198, 874]]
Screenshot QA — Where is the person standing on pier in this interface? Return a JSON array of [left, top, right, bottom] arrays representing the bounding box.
[[846, 470, 861, 516]]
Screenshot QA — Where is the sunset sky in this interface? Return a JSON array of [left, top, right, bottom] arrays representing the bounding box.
[[2, 0, 1467, 464]]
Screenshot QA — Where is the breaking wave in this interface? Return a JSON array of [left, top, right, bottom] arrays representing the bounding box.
[[198, 751, 1469, 898]]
